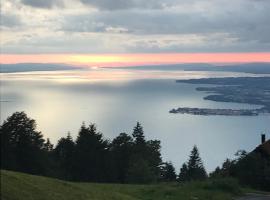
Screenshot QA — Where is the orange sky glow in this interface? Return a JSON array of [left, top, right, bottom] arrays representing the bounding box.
[[1, 53, 270, 67]]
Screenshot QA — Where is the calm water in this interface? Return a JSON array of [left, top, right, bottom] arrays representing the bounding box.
[[1, 69, 269, 171]]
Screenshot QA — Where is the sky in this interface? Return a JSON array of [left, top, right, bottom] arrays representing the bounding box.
[[1, 0, 270, 66]]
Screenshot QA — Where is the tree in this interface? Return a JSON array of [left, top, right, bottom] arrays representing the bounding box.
[[73, 123, 109, 182], [54, 133, 75, 180], [160, 162, 177, 182], [179, 146, 207, 181], [44, 138, 54, 152], [145, 140, 162, 178], [186, 146, 207, 180], [110, 133, 133, 183], [132, 122, 145, 145], [179, 163, 189, 182], [127, 122, 162, 183], [0, 112, 46, 174], [126, 158, 156, 184], [209, 166, 222, 178], [230, 150, 270, 190]]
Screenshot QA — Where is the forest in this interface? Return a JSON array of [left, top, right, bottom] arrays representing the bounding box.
[[1, 112, 269, 191]]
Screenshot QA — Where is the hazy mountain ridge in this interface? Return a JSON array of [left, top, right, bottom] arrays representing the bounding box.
[[1, 62, 270, 74], [0, 63, 84, 73], [108, 63, 270, 74]]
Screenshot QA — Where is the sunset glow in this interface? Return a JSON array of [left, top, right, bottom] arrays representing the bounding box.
[[1, 53, 270, 67]]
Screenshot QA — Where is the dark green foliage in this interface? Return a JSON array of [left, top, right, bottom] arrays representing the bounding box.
[[109, 122, 163, 184], [145, 140, 162, 177], [44, 138, 53, 152], [231, 151, 270, 191], [204, 178, 241, 194], [132, 122, 145, 145], [210, 150, 270, 191], [0, 112, 47, 174], [54, 133, 75, 180], [210, 159, 234, 178], [186, 146, 207, 180], [126, 158, 156, 183], [110, 133, 133, 183], [179, 163, 189, 182], [73, 123, 109, 182], [160, 162, 177, 182], [1, 113, 163, 184], [179, 146, 207, 181], [126, 122, 162, 184]]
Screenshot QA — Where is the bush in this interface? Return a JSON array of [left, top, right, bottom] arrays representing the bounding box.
[[204, 178, 241, 194]]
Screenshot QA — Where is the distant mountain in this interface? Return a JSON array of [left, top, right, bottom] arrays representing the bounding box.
[[108, 62, 270, 74], [0, 63, 84, 73], [215, 63, 270, 74], [108, 63, 214, 71], [2, 62, 270, 74]]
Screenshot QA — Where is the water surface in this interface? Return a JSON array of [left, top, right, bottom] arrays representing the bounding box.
[[1, 69, 269, 171]]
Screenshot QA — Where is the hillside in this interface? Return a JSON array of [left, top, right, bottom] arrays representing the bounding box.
[[1, 170, 243, 200]]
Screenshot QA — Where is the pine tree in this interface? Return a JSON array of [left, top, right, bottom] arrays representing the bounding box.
[[44, 138, 53, 152], [110, 133, 133, 183], [186, 145, 207, 180], [179, 163, 189, 182], [54, 133, 75, 180], [132, 122, 145, 145], [73, 123, 109, 182], [127, 158, 156, 184], [125, 123, 162, 184], [160, 162, 177, 181]]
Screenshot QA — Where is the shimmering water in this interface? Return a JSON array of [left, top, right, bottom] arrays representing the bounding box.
[[1, 68, 269, 171]]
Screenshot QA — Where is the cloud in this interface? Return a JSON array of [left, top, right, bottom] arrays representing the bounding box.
[[61, 18, 131, 33], [78, 0, 167, 10], [1, 0, 270, 53], [20, 0, 63, 8], [0, 14, 21, 28], [61, 3, 270, 44]]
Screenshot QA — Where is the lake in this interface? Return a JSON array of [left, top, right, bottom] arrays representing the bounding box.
[[1, 68, 269, 171]]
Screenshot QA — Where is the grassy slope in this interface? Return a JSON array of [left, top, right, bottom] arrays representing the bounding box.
[[1, 170, 239, 200]]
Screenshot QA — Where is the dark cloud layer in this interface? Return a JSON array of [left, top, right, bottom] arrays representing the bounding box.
[[20, 0, 62, 8], [79, 0, 167, 10], [1, 0, 270, 53], [62, 4, 270, 43]]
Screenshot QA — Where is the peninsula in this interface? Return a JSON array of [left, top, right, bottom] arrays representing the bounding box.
[[169, 107, 260, 116], [171, 77, 270, 116]]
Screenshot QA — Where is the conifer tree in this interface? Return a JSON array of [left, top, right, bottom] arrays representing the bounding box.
[[132, 122, 145, 145], [110, 133, 133, 183], [73, 123, 109, 182], [179, 163, 189, 182], [160, 162, 177, 181], [44, 138, 53, 152], [186, 145, 207, 180], [0, 112, 46, 174], [54, 133, 75, 180]]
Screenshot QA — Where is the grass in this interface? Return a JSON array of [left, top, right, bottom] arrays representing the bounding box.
[[1, 170, 242, 200]]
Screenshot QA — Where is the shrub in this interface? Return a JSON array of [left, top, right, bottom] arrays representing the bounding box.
[[204, 178, 241, 194]]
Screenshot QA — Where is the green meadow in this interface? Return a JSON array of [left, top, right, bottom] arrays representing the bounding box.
[[1, 170, 243, 200]]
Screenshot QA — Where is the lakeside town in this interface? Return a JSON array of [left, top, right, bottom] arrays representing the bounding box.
[[172, 77, 270, 116], [169, 107, 260, 116]]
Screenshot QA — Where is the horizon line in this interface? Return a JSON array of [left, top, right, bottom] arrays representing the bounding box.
[[1, 52, 270, 67]]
